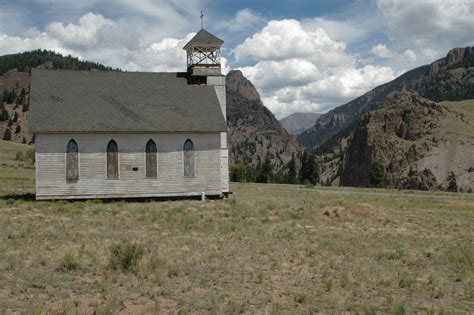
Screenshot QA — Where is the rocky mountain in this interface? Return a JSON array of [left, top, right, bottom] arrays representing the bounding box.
[[340, 91, 474, 192], [226, 70, 301, 170], [279, 112, 321, 134], [299, 47, 474, 150]]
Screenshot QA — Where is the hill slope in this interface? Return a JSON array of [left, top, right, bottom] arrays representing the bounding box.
[[340, 91, 474, 191], [0, 50, 116, 144], [226, 70, 301, 170], [279, 112, 321, 134], [299, 47, 474, 150]]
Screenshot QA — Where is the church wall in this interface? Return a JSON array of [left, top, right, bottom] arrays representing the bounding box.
[[35, 132, 223, 199], [207, 76, 229, 193]]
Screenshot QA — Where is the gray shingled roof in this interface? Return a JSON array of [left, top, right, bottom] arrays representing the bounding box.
[[29, 70, 227, 133], [183, 29, 224, 50]]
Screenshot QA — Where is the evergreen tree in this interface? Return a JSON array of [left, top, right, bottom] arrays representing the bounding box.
[[299, 151, 319, 185], [369, 161, 385, 188], [306, 152, 319, 185], [446, 172, 458, 192], [258, 152, 273, 183], [286, 153, 298, 184], [230, 163, 246, 182]]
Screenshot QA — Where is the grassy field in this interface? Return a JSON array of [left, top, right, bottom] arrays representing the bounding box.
[[0, 140, 473, 313]]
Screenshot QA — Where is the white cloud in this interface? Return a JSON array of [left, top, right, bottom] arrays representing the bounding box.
[[235, 19, 398, 118], [301, 17, 371, 44], [371, 43, 393, 59], [218, 9, 266, 32], [234, 19, 349, 66], [377, 0, 474, 48], [0, 12, 216, 73], [371, 43, 416, 63]]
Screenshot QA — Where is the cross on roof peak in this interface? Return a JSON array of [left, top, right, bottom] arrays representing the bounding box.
[[200, 10, 204, 29]]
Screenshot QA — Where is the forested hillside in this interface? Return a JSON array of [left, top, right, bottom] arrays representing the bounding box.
[[0, 50, 117, 75], [0, 50, 116, 143]]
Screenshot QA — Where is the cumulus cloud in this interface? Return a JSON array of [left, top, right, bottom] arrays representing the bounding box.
[[235, 19, 398, 118], [377, 0, 474, 48], [0, 12, 213, 73], [218, 9, 266, 32], [371, 43, 416, 63]]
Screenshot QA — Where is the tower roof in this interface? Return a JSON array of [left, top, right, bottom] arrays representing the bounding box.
[[183, 29, 224, 50]]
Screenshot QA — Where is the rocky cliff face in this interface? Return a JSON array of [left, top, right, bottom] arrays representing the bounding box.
[[0, 70, 33, 144], [341, 91, 474, 192], [226, 70, 301, 170], [300, 46, 474, 149]]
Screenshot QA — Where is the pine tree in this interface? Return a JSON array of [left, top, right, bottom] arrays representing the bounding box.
[[299, 151, 319, 185], [446, 172, 458, 192], [307, 152, 319, 185], [287, 153, 298, 184], [258, 152, 273, 183], [369, 161, 385, 188]]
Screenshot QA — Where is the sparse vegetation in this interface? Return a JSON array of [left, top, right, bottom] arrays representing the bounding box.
[[0, 139, 473, 313], [109, 242, 145, 272]]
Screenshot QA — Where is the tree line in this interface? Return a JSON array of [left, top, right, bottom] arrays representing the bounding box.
[[0, 49, 117, 75], [230, 150, 320, 186]]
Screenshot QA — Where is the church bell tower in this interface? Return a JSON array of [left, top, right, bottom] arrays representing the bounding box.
[[183, 12, 229, 195], [183, 12, 224, 82]]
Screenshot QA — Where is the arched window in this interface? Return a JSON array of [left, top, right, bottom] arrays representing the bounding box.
[[183, 139, 195, 177], [107, 140, 119, 179], [66, 139, 79, 182], [145, 139, 157, 178]]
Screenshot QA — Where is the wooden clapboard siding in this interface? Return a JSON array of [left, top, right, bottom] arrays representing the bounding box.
[[208, 76, 229, 193], [35, 133, 223, 199]]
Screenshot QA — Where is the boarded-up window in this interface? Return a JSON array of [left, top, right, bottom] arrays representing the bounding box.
[[146, 139, 157, 178], [66, 139, 79, 182], [184, 139, 195, 177], [107, 140, 119, 179]]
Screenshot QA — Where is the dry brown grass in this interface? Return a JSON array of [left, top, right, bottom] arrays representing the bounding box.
[[0, 141, 473, 313]]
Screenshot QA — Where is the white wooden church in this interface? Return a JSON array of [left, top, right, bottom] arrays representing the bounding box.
[[30, 26, 229, 200]]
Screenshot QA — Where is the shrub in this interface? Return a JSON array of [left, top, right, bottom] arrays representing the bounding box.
[[294, 292, 307, 304], [230, 163, 246, 182], [398, 274, 415, 288], [109, 242, 144, 272], [15, 150, 23, 161], [57, 251, 80, 272], [25, 148, 35, 164]]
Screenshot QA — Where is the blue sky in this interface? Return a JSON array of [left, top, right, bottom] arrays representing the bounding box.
[[0, 0, 473, 118]]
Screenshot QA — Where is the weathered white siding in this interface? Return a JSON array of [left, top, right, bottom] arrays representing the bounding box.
[[208, 75, 229, 193], [35, 133, 224, 199]]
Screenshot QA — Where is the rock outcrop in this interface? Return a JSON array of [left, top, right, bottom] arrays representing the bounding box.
[[340, 91, 474, 191], [226, 70, 301, 170], [300, 46, 474, 149]]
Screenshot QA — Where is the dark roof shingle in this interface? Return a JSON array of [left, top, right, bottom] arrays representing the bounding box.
[[183, 29, 224, 50], [29, 70, 227, 133]]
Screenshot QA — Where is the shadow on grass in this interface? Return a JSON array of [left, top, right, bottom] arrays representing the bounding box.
[[0, 193, 228, 203], [0, 193, 36, 201]]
